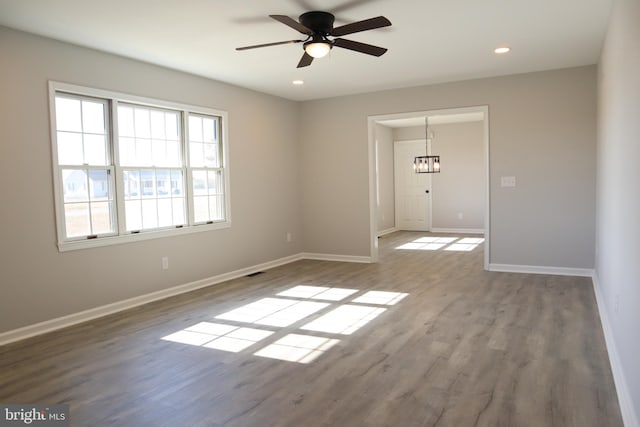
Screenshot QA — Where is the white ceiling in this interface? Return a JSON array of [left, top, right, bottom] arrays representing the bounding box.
[[0, 0, 612, 101]]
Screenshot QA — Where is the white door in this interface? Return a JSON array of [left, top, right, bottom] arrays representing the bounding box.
[[394, 140, 431, 231]]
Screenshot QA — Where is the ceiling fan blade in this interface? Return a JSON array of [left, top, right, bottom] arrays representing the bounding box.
[[270, 15, 314, 35], [331, 16, 391, 37], [297, 52, 314, 68], [333, 38, 387, 56], [330, 0, 382, 14], [236, 39, 304, 51]]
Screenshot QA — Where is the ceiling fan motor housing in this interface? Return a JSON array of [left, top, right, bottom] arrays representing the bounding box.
[[299, 11, 335, 34]]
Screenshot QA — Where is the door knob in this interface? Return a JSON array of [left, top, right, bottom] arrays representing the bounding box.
[[425, 190, 430, 194]]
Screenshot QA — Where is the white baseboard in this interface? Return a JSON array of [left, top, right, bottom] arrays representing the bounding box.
[[300, 252, 373, 264], [0, 253, 303, 346], [0, 251, 379, 346], [592, 273, 639, 427], [377, 227, 398, 237], [430, 227, 484, 234], [488, 263, 594, 277]]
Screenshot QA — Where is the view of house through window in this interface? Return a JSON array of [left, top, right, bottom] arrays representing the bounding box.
[[50, 82, 229, 249]]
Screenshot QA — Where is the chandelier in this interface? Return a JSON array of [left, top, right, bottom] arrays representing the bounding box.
[[413, 117, 440, 173]]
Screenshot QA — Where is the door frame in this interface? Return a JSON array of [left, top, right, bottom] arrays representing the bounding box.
[[367, 105, 490, 270], [394, 139, 433, 231]]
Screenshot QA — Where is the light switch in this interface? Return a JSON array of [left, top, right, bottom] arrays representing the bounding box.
[[501, 176, 516, 187]]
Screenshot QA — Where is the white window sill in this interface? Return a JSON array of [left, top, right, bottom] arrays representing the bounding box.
[[57, 221, 231, 252]]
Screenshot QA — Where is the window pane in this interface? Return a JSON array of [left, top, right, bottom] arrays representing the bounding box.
[[141, 199, 158, 229], [136, 138, 153, 166], [125, 200, 142, 231], [208, 170, 219, 195], [192, 170, 207, 195], [193, 196, 209, 223], [118, 106, 182, 172], [65, 203, 90, 237], [57, 132, 84, 165], [140, 170, 155, 197], [88, 170, 110, 201], [157, 198, 173, 227], [156, 169, 170, 196], [204, 143, 219, 168], [62, 169, 88, 202], [203, 117, 217, 143], [166, 114, 179, 141], [134, 108, 151, 138], [84, 134, 107, 165], [173, 198, 185, 224], [118, 106, 135, 137], [189, 116, 203, 142], [210, 196, 224, 221], [167, 141, 181, 165], [123, 170, 140, 198], [55, 97, 82, 132], [81, 100, 105, 134], [91, 201, 114, 234], [190, 142, 204, 167], [150, 110, 166, 139], [119, 137, 135, 166], [171, 170, 183, 196]]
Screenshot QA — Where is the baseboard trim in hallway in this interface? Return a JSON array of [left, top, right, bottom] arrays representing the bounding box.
[[489, 263, 594, 277], [592, 273, 640, 427]]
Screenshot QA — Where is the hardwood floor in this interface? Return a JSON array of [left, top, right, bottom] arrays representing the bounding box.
[[0, 232, 623, 426]]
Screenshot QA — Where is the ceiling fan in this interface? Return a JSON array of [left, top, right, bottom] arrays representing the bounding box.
[[236, 11, 392, 68]]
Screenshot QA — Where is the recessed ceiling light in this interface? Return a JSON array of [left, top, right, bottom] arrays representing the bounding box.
[[494, 46, 511, 54], [292, 80, 304, 85]]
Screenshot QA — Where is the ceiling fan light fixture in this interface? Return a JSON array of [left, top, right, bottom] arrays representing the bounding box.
[[304, 40, 332, 58]]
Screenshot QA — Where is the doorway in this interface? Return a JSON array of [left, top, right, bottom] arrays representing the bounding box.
[[367, 106, 490, 269]]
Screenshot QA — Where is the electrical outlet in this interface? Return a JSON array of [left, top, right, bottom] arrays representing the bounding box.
[[286, 232, 292, 243], [501, 176, 516, 187], [162, 256, 169, 270], [614, 294, 619, 314], [458, 212, 463, 220]]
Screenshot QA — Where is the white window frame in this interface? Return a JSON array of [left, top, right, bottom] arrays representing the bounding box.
[[49, 81, 231, 252]]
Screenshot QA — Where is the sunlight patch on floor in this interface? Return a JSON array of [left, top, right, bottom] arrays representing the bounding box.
[[254, 334, 340, 364], [301, 305, 386, 335], [162, 285, 409, 364], [162, 322, 274, 352], [396, 236, 484, 252], [277, 285, 358, 301], [215, 298, 329, 327]]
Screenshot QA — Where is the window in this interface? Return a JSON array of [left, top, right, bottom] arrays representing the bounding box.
[[49, 82, 230, 251]]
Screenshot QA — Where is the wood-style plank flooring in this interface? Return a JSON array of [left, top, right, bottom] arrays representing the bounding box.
[[0, 232, 623, 426]]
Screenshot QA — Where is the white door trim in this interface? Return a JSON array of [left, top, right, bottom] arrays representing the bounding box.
[[368, 105, 490, 270]]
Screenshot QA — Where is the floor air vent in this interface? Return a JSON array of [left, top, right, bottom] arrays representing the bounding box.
[[246, 271, 265, 277]]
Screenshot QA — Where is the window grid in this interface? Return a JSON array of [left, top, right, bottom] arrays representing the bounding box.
[[50, 82, 230, 250], [187, 114, 225, 224], [54, 94, 117, 240]]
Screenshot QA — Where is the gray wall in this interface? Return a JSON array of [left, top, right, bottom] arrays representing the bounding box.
[[596, 0, 640, 422], [431, 122, 484, 230], [393, 122, 484, 231], [374, 124, 395, 233], [0, 27, 302, 333], [300, 66, 597, 268]]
